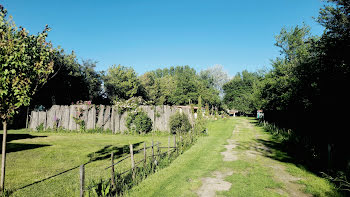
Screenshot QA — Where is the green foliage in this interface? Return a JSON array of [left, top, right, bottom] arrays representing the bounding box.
[[223, 70, 262, 114], [32, 55, 103, 107], [103, 65, 142, 101], [139, 66, 221, 106], [114, 97, 144, 115], [35, 123, 44, 132], [126, 110, 152, 134], [0, 7, 55, 121], [254, 1, 350, 190], [169, 112, 192, 134], [90, 179, 112, 197]]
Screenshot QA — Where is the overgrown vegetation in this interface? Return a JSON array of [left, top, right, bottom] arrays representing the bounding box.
[[221, 1, 350, 191]]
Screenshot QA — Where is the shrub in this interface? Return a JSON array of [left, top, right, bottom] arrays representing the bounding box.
[[126, 111, 152, 134], [169, 112, 192, 134]]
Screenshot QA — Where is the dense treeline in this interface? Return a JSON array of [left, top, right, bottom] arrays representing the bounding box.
[[223, 0, 350, 184]]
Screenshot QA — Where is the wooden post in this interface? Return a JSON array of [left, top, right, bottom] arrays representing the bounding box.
[[180, 135, 183, 153], [80, 164, 85, 197], [143, 142, 147, 166], [130, 144, 135, 180], [174, 135, 176, 152], [168, 136, 170, 157], [156, 142, 160, 158], [111, 152, 116, 189], [151, 140, 154, 162]]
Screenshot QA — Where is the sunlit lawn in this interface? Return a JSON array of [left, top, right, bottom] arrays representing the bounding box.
[[0, 129, 170, 196]]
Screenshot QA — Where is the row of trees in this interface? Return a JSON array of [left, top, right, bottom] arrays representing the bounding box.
[[222, 0, 349, 180], [37, 62, 225, 108]]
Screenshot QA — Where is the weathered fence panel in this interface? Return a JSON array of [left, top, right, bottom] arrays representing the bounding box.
[[29, 105, 195, 133], [69, 105, 77, 130], [61, 106, 70, 129], [29, 111, 39, 129], [103, 106, 111, 131], [86, 106, 96, 130], [38, 111, 47, 128], [96, 105, 105, 129]]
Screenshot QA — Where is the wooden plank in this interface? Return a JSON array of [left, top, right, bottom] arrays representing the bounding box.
[[80, 164, 85, 197], [96, 105, 105, 129], [29, 111, 39, 130], [68, 105, 77, 130], [130, 144, 135, 180], [111, 152, 116, 189], [103, 106, 111, 131]]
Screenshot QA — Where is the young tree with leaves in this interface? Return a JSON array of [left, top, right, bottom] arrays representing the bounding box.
[[0, 6, 55, 191]]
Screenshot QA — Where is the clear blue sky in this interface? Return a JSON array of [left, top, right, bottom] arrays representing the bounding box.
[[1, 0, 325, 77]]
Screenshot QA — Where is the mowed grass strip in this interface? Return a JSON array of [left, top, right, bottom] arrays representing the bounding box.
[[127, 117, 339, 197], [0, 130, 169, 196], [126, 118, 237, 197]]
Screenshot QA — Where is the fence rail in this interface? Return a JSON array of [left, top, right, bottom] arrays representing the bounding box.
[[81, 133, 196, 196]]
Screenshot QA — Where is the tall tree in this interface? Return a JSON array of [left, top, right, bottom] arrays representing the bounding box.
[[103, 65, 142, 101], [223, 70, 261, 114], [32, 52, 103, 107], [200, 64, 229, 97], [0, 6, 55, 190]]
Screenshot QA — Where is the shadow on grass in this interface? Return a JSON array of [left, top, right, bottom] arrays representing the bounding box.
[[0, 134, 49, 153], [14, 142, 143, 194], [248, 118, 318, 172], [87, 142, 143, 161], [4, 143, 51, 153], [0, 133, 47, 142]]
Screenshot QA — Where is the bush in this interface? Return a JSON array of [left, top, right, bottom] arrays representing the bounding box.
[[126, 111, 152, 134], [169, 112, 192, 134]]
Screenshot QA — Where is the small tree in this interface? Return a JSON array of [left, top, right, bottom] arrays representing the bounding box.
[[0, 7, 54, 191]]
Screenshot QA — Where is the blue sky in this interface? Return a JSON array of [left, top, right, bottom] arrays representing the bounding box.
[[1, 0, 325, 77]]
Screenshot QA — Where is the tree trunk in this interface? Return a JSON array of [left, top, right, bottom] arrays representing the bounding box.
[[1, 120, 7, 191]]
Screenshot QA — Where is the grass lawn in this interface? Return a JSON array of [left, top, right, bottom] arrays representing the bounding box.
[[1, 117, 340, 196], [0, 130, 170, 196], [127, 117, 340, 197]]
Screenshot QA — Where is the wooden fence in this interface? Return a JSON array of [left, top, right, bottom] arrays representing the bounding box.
[[28, 105, 195, 133], [80, 134, 194, 196]]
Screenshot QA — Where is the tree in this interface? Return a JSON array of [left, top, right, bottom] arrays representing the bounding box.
[[103, 65, 142, 101], [200, 64, 229, 97], [223, 70, 261, 114], [140, 65, 220, 106], [32, 52, 104, 107], [0, 6, 55, 190]]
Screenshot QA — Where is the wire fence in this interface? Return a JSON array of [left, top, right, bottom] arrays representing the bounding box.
[[82, 132, 198, 197]]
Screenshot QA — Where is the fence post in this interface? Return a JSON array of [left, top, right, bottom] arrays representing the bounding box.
[[151, 140, 154, 163], [156, 141, 160, 159], [143, 142, 147, 167], [174, 135, 176, 153], [80, 164, 85, 197], [130, 144, 135, 180], [111, 152, 116, 189], [180, 135, 183, 153], [168, 136, 170, 157]]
